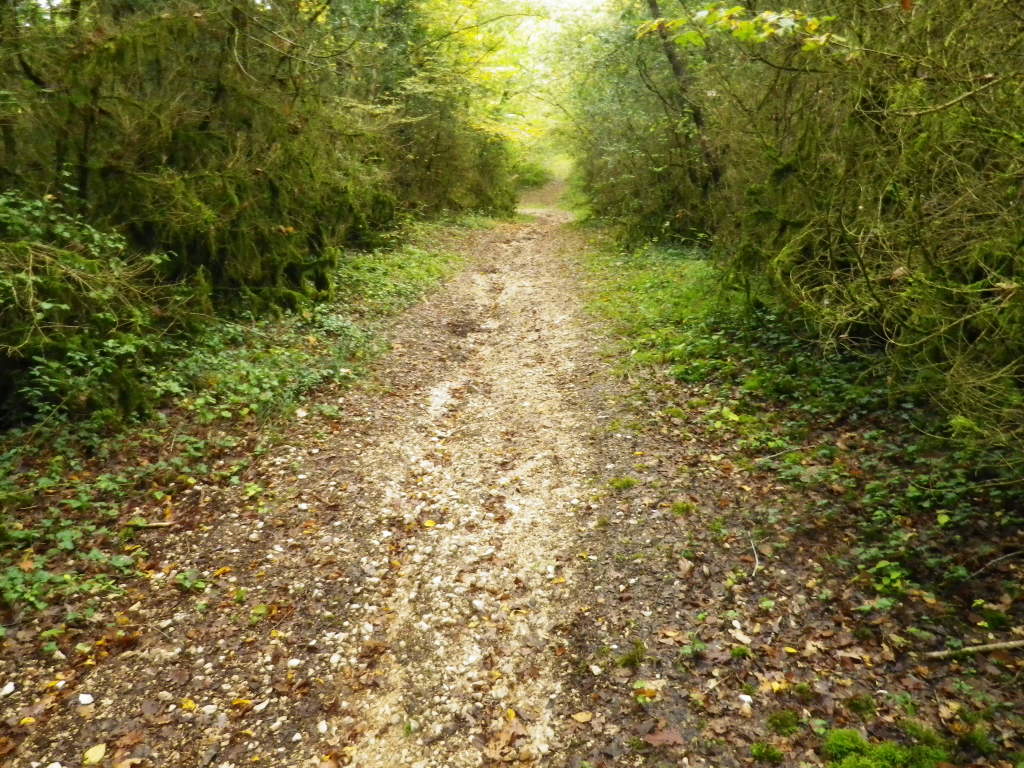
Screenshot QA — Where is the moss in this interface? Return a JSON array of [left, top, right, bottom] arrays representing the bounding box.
[[823, 729, 949, 768], [752, 743, 785, 764], [824, 730, 869, 760], [766, 709, 801, 736]]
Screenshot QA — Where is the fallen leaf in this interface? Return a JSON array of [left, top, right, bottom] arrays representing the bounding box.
[[643, 727, 685, 746], [84, 743, 107, 764], [114, 731, 144, 749], [571, 711, 593, 723], [730, 629, 753, 644]]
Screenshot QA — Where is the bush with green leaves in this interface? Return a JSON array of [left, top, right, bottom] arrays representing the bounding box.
[[560, 0, 1024, 460], [0, 191, 194, 423]]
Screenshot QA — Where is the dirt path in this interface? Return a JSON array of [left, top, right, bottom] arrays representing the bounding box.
[[3, 191, 625, 767], [332, 199, 607, 766]]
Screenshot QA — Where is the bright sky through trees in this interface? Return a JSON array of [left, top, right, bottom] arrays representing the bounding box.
[[530, 0, 608, 17]]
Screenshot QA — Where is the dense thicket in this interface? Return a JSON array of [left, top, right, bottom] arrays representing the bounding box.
[[563, 0, 1024, 455], [0, 0, 517, 421]]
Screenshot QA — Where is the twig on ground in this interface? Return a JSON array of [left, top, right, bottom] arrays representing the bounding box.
[[923, 640, 1024, 659], [749, 534, 760, 578], [968, 550, 1023, 579]]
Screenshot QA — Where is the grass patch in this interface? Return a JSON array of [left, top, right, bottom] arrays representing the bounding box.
[[608, 476, 638, 491]]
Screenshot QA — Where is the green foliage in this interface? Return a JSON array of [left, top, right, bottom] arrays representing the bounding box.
[[0, 221, 467, 615], [608, 476, 638, 491], [562, 0, 1024, 460], [616, 639, 648, 668], [751, 743, 785, 764], [174, 569, 208, 593], [0, 0, 517, 425], [823, 729, 950, 768], [584, 238, 1024, 605], [766, 709, 801, 736], [730, 644, 752, 659], [0, 191, 187, 423]]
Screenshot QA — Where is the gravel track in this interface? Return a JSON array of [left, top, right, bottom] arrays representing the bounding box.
[[3, 194, 623, 768]]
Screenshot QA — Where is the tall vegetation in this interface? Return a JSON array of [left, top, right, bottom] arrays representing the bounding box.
[[561, 0, 1024, 457], [0, 0, 519, 422]]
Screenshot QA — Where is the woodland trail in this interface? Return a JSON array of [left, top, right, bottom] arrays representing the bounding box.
[[12, 186, 1016, 768], [5, 186, 632, 767]]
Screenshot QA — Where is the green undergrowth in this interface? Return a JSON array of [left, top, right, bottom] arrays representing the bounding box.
[[0, 217, 478, 623], [584, 236, 1024, 767], [584, 238, 1023, 631]]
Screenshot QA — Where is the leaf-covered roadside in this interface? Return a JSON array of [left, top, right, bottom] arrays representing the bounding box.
[[0, 218, 475, 631], [561, 236, 1023, 767]]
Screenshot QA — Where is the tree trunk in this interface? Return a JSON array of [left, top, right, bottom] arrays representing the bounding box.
[[645, 0, 721, 193]]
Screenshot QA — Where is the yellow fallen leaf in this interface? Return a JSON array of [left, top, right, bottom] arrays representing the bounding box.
[[232, 698, 254, 710], [213, 566, 233, 577], [181, 698, 197, 711], [19, 716, 36, 726], [571, 711, 593, 723], [423, 520, 437, 528], [84, 742, 107, 764], [784, 646, 799, 654]]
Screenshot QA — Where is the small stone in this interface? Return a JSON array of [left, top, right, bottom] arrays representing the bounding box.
[[317, 720, 328, 734], [291, 732, 302, 742], [0, 682, 15, 697], [253, 700, 270, 713], [518, 744, 540, 761], [78, 693, 95, 705], [287, 658, 302, 668]]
